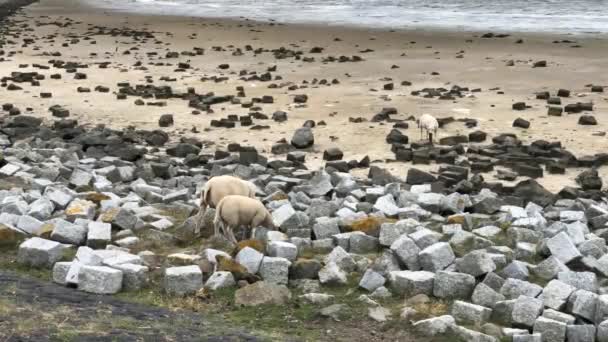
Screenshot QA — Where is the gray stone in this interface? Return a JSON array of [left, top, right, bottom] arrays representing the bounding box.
[[433, 271, 475, 299], [531, 256, 568, 281], [373, 194, 401, 217], [78, 265, 123, 294], [205, 271, 236, 290], [112, 263, 149, 291], [512, 295, 543, 328], [566, 324, 595, 342], [27, 197, 54, 220], [389, 270, 434, 297], [451, 300, 492, 326], [16, 215, 44, 235], [500, 278, 543, 299], [599, 320, 608, 342], [52, 261, 71, 285], [390, 235, 420, 270], [259, 257, 291, 285], [319, 261, 347, 285], [50, 219, 87, 245], [267, 241, 298, 261], [412, 315, 455, 337], [349, 233, 379, 254], [492, 300, 515, 325], [235, 281, 291, 306], [409, 228, 442, 249], [419, 242, 455, 272], [164, 265, 203, 295], [324, 246, 356, 272], [299, 293, 335, 304], [533, 317, 566, 342], [558, 271, 598, 292], [472, 283, 505, 309], [235, 246, 264, 274], [547, 232, 581, 264], [359, 269, 386, 292], [17, 237, 65, 268], [70, 169, 93, 189], [452, 325, 497, 342], [542, 309, 575, 324], [379, 220, 418, 247], [87, 222, 112, 248], [542, 279, 576, 310], [512, 334, 542, 342], [567, 289, 598, 321], [456, 250, 496, 277], [313, 217, 340, 239]]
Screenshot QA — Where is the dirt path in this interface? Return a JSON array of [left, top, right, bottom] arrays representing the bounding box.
[[0, 271, 263, 342]]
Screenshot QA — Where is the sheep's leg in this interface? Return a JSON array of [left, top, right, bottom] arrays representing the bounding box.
[[194, 204, 207, 236], [226, 225, 238, 245], [429, 132, 433, 145], [251, 227, 257, 240]]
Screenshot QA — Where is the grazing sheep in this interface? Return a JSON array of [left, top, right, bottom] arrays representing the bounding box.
[[417, 114, 439, 144], [213, 195, 275, 244], [194, 175, 257, 235]]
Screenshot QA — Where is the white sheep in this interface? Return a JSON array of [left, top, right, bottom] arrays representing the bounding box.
[[194, 175, 257, 235], [213, 195, 275, 244], [417, 114, 439, 144]]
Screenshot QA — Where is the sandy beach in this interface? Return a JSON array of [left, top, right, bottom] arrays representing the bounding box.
[[2, 0, 608, 193]]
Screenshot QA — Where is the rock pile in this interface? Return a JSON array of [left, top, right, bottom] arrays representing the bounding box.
[[2, 114, 608, 340]]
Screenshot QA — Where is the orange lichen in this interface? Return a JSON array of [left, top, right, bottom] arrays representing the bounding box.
[[346, 216, 396, 235], [85, 192, 111, 204], [234, 239, 265, 254]]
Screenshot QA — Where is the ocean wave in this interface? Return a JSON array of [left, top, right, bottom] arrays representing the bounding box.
[[82, 0, 608, 34]]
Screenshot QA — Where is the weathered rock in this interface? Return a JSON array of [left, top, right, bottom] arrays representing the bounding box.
[[78, 265, 123, 294], [17, 237, 65, 268], [164, 265, 203, 295], [234, 281, 291, 306]]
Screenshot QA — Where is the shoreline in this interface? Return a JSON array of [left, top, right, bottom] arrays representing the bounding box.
[[29, 0, 608, 41]]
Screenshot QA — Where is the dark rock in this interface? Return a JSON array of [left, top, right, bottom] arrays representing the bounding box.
[[386, 129, 408, 144], [439, 135, 468, 146], [512, 118, 530, 129], [158, 114, 174, 127], [166, 143, 201, 157], [368, 166, 400, 185], [325, 161, 349, 172], [532, 60, 547, 68], [513, 164, 543, 178], [406, 168, 436, 185], [239, 146, 260, 165], [272, 111, 288, 122], [578, 115, 597, 125], [547, 106, 563, 116], [294, 94, 308, 103], [512, 179, 554, 207], [557, 89, 570, 97], [576, 169, 602, 190], [469, 131, 487, 142], [144, 130, 169, 146], [512, 102, 527, 111], [302, 120, 316, 128], [291, 127, 314, 148], [591, 85, 604, 93], [323, 148, 344, 161]]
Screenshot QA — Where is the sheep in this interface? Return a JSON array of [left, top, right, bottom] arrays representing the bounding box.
[[213, 195, 275, 244], [417, 113, 439, 144], [194, 175, 257, 236]]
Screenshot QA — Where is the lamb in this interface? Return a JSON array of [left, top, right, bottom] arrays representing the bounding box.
[[213, 195, 276, 244], [417, 113, 439, 144], [195, 175, 257, 235]]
